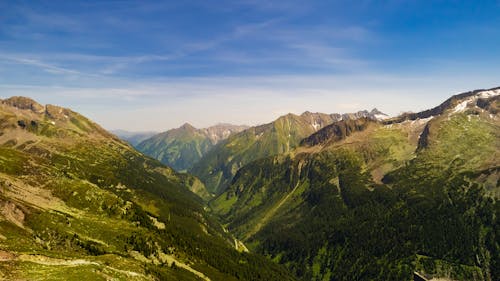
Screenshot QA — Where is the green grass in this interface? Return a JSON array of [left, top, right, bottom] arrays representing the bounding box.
[[0, 147, 29, 174], [192, 114, 329, 194], [212, 111, 499, 281]]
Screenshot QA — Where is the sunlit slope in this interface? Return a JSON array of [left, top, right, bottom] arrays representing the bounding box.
[[0, 97, 296, 281], [212, 88, 500, 281], [191, 112, 343, 194], [137, 123, 248, 175]]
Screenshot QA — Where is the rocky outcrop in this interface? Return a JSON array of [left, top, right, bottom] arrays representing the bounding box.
[[1, 96, 116, 139], [0, 200, 26, 229], [417, 123, 431, 150], [476, 95, 499, 114], [2, 96, 45, 113], [301, 118, 375, 146], [341, 108, 388, 121], [201, 123, 249, 145]]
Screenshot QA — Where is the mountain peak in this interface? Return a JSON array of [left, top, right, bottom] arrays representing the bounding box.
[[384, 86, 500, 124], [370, 108, 389, 120], [2, 96, 45, 113], [180, 122, 196, 130]]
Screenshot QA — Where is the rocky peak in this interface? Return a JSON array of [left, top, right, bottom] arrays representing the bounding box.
[[45, 104, 73, 120], [202, 123, 249, 144], [336, 109, 389, 121], [2, 96, 45, 113], [370, 108, 389, 120], [179, 122, 196, 131]]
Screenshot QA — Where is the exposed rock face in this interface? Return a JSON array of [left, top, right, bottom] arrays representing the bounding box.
[[45, 104, 73, 120], [0, 96, 117, 140], [476, 95, 499, 114], [2, 97, 45, 113], [201, 123, 249, 145], [417, 123, 431, 150], [0, 200, 26, 229], [2, 97, 74, 121], [301, 118, 375, 146], [341, 108, 388, 121], [299, 111, 340, 131]]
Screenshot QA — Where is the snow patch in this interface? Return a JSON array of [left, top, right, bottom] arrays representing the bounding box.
[[374, 114, 390, 120], [312, 121, 320, 130], [451, 89, 499, 114], [452, 100, 469, 113], [396, 116, 434, 129], [411, 116, 434, 126], [420, 116, 434, 123], [477, 89, 500, 98]]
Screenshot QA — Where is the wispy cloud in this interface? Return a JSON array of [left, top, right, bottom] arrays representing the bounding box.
[[1, 68, 498, 131], [0, 56, 82, 75], [1, 0, 498, 131]]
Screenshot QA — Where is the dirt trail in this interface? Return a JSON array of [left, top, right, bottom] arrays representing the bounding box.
[[0, 251, 147, 279], [17, 254, 99, 266]]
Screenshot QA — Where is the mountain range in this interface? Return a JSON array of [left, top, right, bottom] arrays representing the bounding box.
[[136, 123, 248, 173], [190, 109, 388, 194], [1, 87, 499, 281], [134, 109, 387, 195], [211, 87, 500, 280]]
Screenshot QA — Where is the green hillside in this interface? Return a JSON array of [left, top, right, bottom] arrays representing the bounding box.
[[137, 123, 247, 176], [0, 97, 296, 281], [191, 112, 340, 194], [211, 89, 500, 281], [137, 123, 213, 172]]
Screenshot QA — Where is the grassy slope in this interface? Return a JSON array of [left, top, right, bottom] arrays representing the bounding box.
[[136, 125, 213, 173], [213, 122, 416, 238], [212, 107, 499, 280], [0, 99, 296, 281], [192, 114, 332, 194]]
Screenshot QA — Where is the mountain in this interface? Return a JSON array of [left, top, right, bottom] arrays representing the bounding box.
[[211, 87, 500, 281], [136, 123, 248, 173], [201, 123, 250, 144], [0, 97, 296, 281], [111, 130, 158, 146], [191, 109, 388, 194]]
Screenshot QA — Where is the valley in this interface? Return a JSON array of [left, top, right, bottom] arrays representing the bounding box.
[[2, 1, 498, 280], [0, 87, 498, 281], [0, 97, 295, 281]]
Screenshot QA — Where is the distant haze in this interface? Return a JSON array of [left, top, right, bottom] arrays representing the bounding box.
[[0, 1, 499, 131]]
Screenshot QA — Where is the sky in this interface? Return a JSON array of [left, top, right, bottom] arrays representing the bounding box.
[[0, 0, 499, 131]]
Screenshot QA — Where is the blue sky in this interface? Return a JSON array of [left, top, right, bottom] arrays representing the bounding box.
[[0, 1, 499, 131]]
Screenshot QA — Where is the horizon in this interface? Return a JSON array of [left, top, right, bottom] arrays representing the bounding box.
[[1, 1, 499, 131]]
